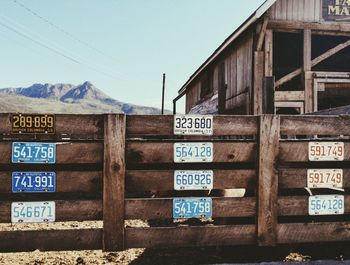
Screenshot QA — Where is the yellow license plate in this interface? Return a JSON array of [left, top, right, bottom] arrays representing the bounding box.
[[12, 114, 55, 134]]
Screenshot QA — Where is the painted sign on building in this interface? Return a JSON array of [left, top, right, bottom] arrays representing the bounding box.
[[323, 0, 350, 21]]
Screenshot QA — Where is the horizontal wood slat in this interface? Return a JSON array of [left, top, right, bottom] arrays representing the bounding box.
[[277, 222, 350, 244], [0, 114, 104, 139], [0, 171, 102, 193], [278, 196, 350, 216], [275, 91, 304, 101], [125, 225, 256, 248], [0, 142, 103, 164], [126, 115, 259, 136], [126, 169, 256, 191], [125, 197, 256, 220], [280, 142, 350, 162], [280, 116, 350, 135], [126, 142, 257, 164], [0, 229, 102, 252], [0, 200, 102, 223], [280, 168, 350, 189]]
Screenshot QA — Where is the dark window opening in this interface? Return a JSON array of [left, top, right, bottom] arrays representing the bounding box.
[[312, 35, 350, 72], [200, 69, 214, 99], [276, 107, 301, 115], [273, 32, 303, 91], [318, 83, 350, 111]]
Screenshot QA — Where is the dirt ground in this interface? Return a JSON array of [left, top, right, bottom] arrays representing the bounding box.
[[1, 221, 350, 265]]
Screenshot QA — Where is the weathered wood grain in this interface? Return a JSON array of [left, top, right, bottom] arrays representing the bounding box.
[[0, 171, 102, 193], [277, 222, 350, 244], [103, 114, 126, 251], [268, 20, 350, 32], [126, 115, 259, 136], [126, 169, 256, 192], [0, 229, 102, 252], [275, 91, 304, 102], [280, 115, 350, 135], [254, 51, 264, 115], [0, 200, 102, 223], [0, 142, 103, 164], [125, 197, 256, 220], [126, 142, 257, 164], [125, 225, 256, 248], [280, 142, 350, 162], [278, 196, 350, 216], [257, 115, 279, 246], [0, 114, 103, 140]]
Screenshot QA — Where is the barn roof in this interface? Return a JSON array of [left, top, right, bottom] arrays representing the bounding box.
[[178, 0, 276, 95]]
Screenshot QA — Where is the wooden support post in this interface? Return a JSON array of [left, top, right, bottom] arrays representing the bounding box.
[[264, 30, 273, 77], [103, 114, 126, 251], [257, 115, 279, 246], [254, 51, 264, 115], [303, 29, 313, 113], [263, 77, 275, 114]]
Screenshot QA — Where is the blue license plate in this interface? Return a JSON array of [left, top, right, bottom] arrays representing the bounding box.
[[173, 198, 212, 219], [12, 172, 56, 193], [12, 142, 56, 164]]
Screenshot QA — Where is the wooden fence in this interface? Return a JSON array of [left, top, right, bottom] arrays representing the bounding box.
[[0, 113, 349, 252]]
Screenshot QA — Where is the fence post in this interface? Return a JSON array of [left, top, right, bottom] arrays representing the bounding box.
[[257, 114, 280, 246], [103, 114, 126, 251]]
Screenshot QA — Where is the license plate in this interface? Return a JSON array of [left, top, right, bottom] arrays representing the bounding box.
[[307, 169, 343, 188], [12, 172, 56, 193], [174, 142, 213, 163], [309, 195, 344, 215], [174, 115, 213, 135], [12, 114, 55, 134], [12, 142, 56, 164], [11, 201, 55, 223], [174, 170, 213, 190], [309, 142, 344, 161], [173, 198, 212, 219]]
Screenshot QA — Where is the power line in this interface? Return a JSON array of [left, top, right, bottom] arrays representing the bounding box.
[[10, 0, 121, 64]]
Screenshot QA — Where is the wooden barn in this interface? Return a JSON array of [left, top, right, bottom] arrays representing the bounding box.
[[174, 0, 350, 115]]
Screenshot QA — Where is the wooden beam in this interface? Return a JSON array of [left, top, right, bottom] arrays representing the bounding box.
[[264, 30, 273, 76], [257, 115, 279, 246], [304, 71, 313, 113], [268, 20, 350, 33], [275, 91, 304, 101], [303, 29, 311, 71], [276, 38, 350, 87], [256, 17, 269, 51], [103, 114, 126, 251], [254, 51, 264, 115]]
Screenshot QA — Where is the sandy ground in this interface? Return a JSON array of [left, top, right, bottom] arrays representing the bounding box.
[[1, 221, 350, 265]]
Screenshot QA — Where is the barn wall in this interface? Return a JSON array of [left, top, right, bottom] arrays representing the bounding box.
[[185, 81, 201, 113], [269, 0, 323, 22]]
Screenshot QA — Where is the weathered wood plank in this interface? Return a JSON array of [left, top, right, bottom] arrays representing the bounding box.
[[279, 168, 350, 189], [0, 142, 103, 164], [256, 17, 269, 51], [0, 229, 102, 252], [264, 30, 273, 77], [103, 114, 126, 251], [278, 222, 350, 244], [280, 142, 350, 162], [126, 115, 259, 136], [126, 169, 256, 192], [126, 142, 257, 164], [268, 20, 350, 32], [125, 197, 256, 220], [0, 171, 102, 193], [278, 196, 350, 216], [304, 71, 313, 113], [125, 225, 256, 248], [280, 115, 350, 135], [0, 114, 103, 140], [254, 51, 264, 115], [0, 200, 102, 223], [275, 91, 304, 102], [257, 115, 279, 246]]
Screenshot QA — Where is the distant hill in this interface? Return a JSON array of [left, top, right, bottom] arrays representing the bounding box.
[[0, 82, 168, 114]]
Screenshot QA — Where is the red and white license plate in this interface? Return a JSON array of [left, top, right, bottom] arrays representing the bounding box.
[[308, 142, 344, 161], [307, 169, 343, 188]]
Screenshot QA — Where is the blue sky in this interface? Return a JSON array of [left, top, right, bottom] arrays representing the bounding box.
[[0, 0, 264, 111]]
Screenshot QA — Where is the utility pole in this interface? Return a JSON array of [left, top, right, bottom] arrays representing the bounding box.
[[161, 73, 166, 114]]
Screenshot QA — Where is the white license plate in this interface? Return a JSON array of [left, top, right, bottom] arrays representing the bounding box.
[[309, 195, 344, 215], [174, 170, 213, 190], [307, 169, 343, 188], [11, 201, 55, 223], [174, 115, 213, 135], [174, 142, 213, 163], [308, 142, 344, 161]]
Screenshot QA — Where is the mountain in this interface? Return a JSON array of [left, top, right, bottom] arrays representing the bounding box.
[[0, 82, 167, 114]]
